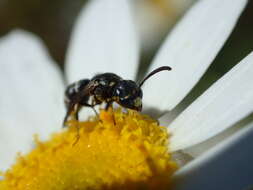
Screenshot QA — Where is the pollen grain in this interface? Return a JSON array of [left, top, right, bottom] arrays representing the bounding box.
[[0, 109, 177, 190]]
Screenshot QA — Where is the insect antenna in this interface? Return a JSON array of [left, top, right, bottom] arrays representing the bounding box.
[[139, 66, 172, 87]]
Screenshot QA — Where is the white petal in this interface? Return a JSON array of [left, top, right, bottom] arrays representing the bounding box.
[[169, 52, 253, 151], [142, 0, 247, 112], [0, 30, 65, 170], [173, 122, 253, 190], [183, 115, 252, 157], [66, 0, 139, 83]]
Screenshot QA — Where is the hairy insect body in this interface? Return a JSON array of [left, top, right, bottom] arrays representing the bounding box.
[[64, 73, 129, 124], [64, 79, 90, 107], [89, 73, 121, 104], [63, 66, 171, 125]]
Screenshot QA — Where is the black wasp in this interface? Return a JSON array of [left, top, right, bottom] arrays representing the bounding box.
[[63, 66, 171, 126]]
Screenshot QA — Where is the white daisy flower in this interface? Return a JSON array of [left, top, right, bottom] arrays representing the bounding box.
[[0, 0, 252, 189]]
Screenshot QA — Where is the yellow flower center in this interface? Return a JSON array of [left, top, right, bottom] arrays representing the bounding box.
[[0, 109, 177, 190]]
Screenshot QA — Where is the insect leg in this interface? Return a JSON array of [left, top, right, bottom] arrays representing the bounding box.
[[74, 104, 83, 121], [63, 103, 75, 127], [63, 103, 81, 127], [105, 101, 113, 110], [72, 124, 80, 146], [105, 101, 116, 125], [82, 103, 100, 118], [64, 103, 81, 145]]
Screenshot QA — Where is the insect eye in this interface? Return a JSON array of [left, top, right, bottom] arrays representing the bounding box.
[[119, 87, 131, 99], [114, 85, 126, 96], [115, 89, 121, 96]]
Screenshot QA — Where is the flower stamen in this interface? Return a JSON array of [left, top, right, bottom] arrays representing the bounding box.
[[0, 109, 177, 190]]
